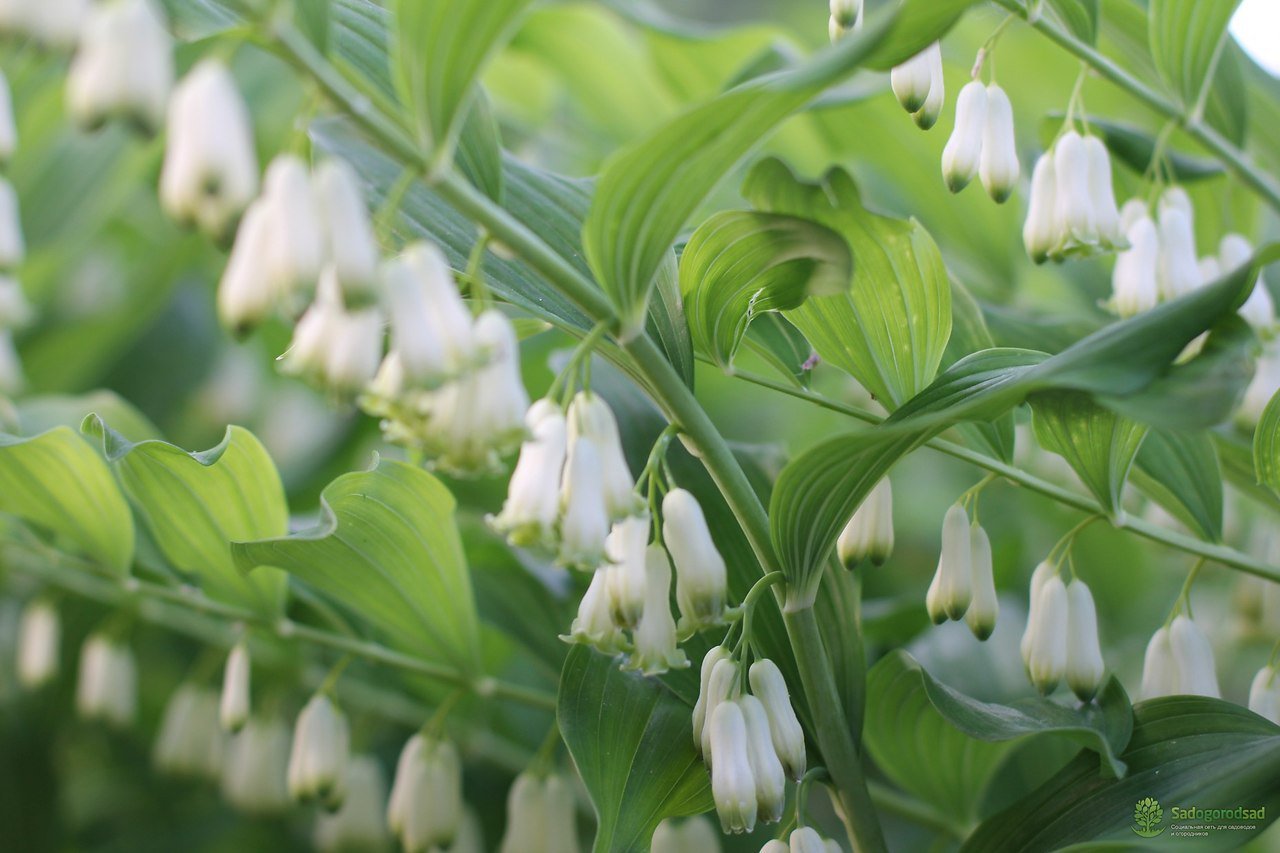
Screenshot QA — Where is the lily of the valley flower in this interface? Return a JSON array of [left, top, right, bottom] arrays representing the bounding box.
[[1023, 152, 1058, 263], [382, 243, 475, 388], [709, 701, 757, 834], [748, 658, 806, 780], [1051, 131, 1098, 252], [692, 646, 733, 756], [66, 0, 172, 133], [1141, 626, 1176, 699], [314, 159, 380, 306], [926, 503, 972, 623], [261, 155, 324, 306], [558, 437, 611, 569], [220, 640, 251, 733], [604, 515, 649, 629], [942, 81, 987, 193], [567, 391, 637, 519], [625, 545, 689, 675], [1065, 580, 1106, 701], [697, 656, 741, 760], [16, 599, 58, 689], [738, 695, 786, 825], [1108, 214, 1160, 317], [1025, 573, 1068, 695], [288, 693, 350, 810], [762, 841, 788, 853], [279, 268, 383, 396], [387, 735, 462, 851], [491, 402, 568, 547], [1168, 614, 1220, 698], [498, 772, 581, 853], [663, 487, 728, 630], [313, 756, 390, 853], [217, 201, 274, 335], [160, 59, 258, 239], [1026, 131, 1125, 262], [565, 568, 627, 653], [837, 476, 894, 569], [979, 83, 1019, 203], [1221, 233, 1275, 330], [891, 45, 934, 113], [1020, 562, 1053, 669], [0, 71, 14, 161], [76, 633, 137, 727], [914, 44, 946, 130], [0, 176, 25, 270], [1155, 204, 1201, 300], [965, 524, 997, 640], [154, 685, 224, 779], [222, 717, 292, 815], [1084, 136, 1122, 244], [1248, 666, 1280, 724]]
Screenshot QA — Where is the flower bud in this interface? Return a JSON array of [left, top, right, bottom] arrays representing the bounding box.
[[261, 154, 324, 304], [313, 755, 390, 853], [605, 515, 650, 629], [1084, 136, 1122, 246], [66, 0, 172, 133], [1248, 666, 1279, 725], [709, 701, 757, 834], [388, 734, 462, 850], [218, 200, 275, 335], [0, 72, 13, 163], [1025, 574, 1068, 694], [1020, 561, 1054, 666], [222, 717, 292, 815], [545, 773, 581, 853], [565, 567, 627, 653], [762, 841, 789, 853], [1108, 216, 1159, 317], [559, 437, 611, 569], [1169, 615, 1219, 698], [738, 695, 786, 824], [1221, 234, 1275, 330], [1156, 203, 1201, 300], [1023, 152, 1058, 263], [0, 176, 25, 270], [912, 44, 945, 130], [965, 524, 997, 640], [220, 640, 251, 733], [566, 392, 638, 519], [499, 772, 547, 853], [1065, 579, 1105, 701], [692, 646, 733, 755], [1051, 131, 1098, 254], [748, 658, 806, 780], [160, 60, 258, 239], [16, 599, 58, 689], [491, 404, 568, 547], [314, 159, 379, 306], [663, 488, 728, 630], [941, 81, 987, 193], [829, 0, 861, 28], [288, 693, 350, 810], [382, 242, 475, 387], [891, 47, 933, 114], [1140, 626, 1176, 699], [837, 476, 893, 569], [699, 656, 741, 760], [626, 545, 689, 675], [979, 83, 1019, 203], [790, 827, 827, 853], [154, 685, 224, 779], [926, 503, 972, 623], [0, 330, 23, 395], [76, 633, 137, 727]]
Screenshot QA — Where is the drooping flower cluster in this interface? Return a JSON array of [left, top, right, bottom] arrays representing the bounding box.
[[387, 733, 462, 851], [942, 81, 1019, 202], [1023, 130, 1124, 263], [693, 651, 805, 834], [76, 632, 138, 727], [498, 771, 580, 853], [288, 693, 351, 811], [1019, 563, 1106, 701], [15, 598, 58, 689], [925, 503, 998, 640], [1141, 614, 1220, 699], [1248, 665, 1280, 724], [153, 684, 225, 780], [762, 827, 844, 853], [837, 476, 894, 569], [890, 43, 945, 130], [313, 756, 391, 853]]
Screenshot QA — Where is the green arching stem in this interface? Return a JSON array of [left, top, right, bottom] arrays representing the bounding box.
[[972, 13, 1018, 81], [1062, 62, 1090, 132], [1047, 514, 1103, 568], [422, 688, 467, 738], [460, 232, 491, 311], [318, 654, 353, 696], [1168, 557, 1207, 624], [794, 766, 831, 829]]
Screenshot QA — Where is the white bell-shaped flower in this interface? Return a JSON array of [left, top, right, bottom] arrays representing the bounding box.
[[941, 81, 987, 193], [1156, 199, 1201, 300], [66, 0, 172, 133], [1140, 626, 1177, 699], [605, 515, 650, 629], [698, 655, 741, 760], [837, 476, 893, 569], [790, 827, 827, 853], [153, 685, 224, 779], [1025, 574, 1069, 695], [1221, 234, 1275, 330], [313, 755, 390, 853], [1248, 666, 1280, 724], [217, 200, 275, 335], [1160, 186, 1193, 218], [279, 269, 342, 383], [491, 403, 568, 546], [912, 43, 945, 130], [1065, 579, 1106, 701], [381, 243, 474, 388], [748, 658, 806, 780], [1051, 131, 1098, 254], [0, 176, 25, 270], [545, 774, 581, 853], [565, 567, 626, 653], [663, 488, 728, 630], [0, 70, 15, 162], [1021, 562, 1055, 672], [692, 646, 733, 755], [1023, 151, 1058, 263], [1109, 215, 1159, 317], [1084, 136, 1123, 246], [288, 693, 350, 810], [559, 437, 611, 569], [499, 772, 547, 853], [469, 309, 529, 440], [159, 59, 258, 239], [324, 303, 384, 396], [566, 391, 637, 519], [76, 633, 137, 727], [891, 46, 934, 113], [222, 717, 292, 815], [1169, 614, 1220, 698], [827, 0, 862, 39], [261, 154, 324, 305], [1118, 198, 1148, 235], [314, 158, 379, 305], [979, 83, 1019, 203], [2, 0, 88, 47], [626, 545, 689, 675], [965, 524, 997, 640], [387, 735, 462, 850], [738, 695, 786, 824], [926, 503, 972, 623], [1198, 255, 1221, 284], [653, 816, 722, 853], [220, 640, 251, 733], [0, 329, 23, 395], [16, 599, 58, 689], [709, 701, 757, 834], [762, 841, 789, 853]]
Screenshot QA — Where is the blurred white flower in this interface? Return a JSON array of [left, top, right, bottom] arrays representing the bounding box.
[[66, 0, 171, 133], [653, 816, 722, 853], [314, 158, 380, 306], [15, 599, 58, 689], [217, 200, 275, 335], [1065, 579, 1106, 701], [1084, 135, 1123, 245], [837, 476, 893, 569], [0, 177, 25, 270], [891, 45, 934, 113], [0, 0, 88, 47], [381, 242, 474, 388], [1051, 131, 1098, 253], [288, 693, 350, 810], [1023, 151, 1058, 264], [1221, 234, 1275, 330], [558, 437, 611, 569], [220, 640, 251, 733], [75, 633, 136, 727], [1108, 215, 1159, 317], [153, 685, 225, 779], [260, 154, 324, 306], [965, 524, 997, 640], [1248, 666, 1279, 724], [790, 826, 828, 853], [222, 717, 292, 815], [979, 83, 1019, 203], [1141, 625, 1177, 699], [942, 81, 987, 193], [1155, 193, 1201, 300], [313, 756, 390, 853], [926, 503, 972, 623], [387, 735, 462, 851], [1168, 614, 1220, 698]]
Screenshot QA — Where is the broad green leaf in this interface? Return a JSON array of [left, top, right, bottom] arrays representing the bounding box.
[[1047, 0, 1100, 44], [962, 698, 1280, 851], [558, 646, 711, 852], [947, 279, 1015, 463], [865, 652, 1131, 824], [1148, 0, 1243, 106], [0, 426, 134, 576], [390, 0, 534, 164], [1030, 391, 1148, 518], [1133, 429, 1223, 541], [745, 157, 953, 408], [582, 9, 898, 335], [1218, 432, 1280, 514], [864, 0, 986, 70], [1204, 42, 1250, 146], [295, 0, 331, 55], [85, 419, 288, 615], [455, 91, 504, 203], [1255, 388, 1280, 500], [678, 209, 852, 373], [232, 458, 481, 673], [744, 313, 817, 388]]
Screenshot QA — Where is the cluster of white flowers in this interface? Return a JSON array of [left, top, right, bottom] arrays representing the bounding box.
[[1019, 563, 1106, 701], [0, 0, 88, 47], [221, 716, 293, 815], [762, 827, 843, 853], [0, 69, 27, 399], [693, 650, 805, 834], [827, 0, 862, 40], [836, 476, 894, 569], [925, 503, 998, 640], [67, 0, 171, 132], [288, 692, 351, 811], [498, 771, 580, 853], [652, 816, 722, 852], [890, 43, 945, 130], [15, 598, 58, 688], [153, 684, 225, 779], [1141, 614, 1220, 699], [1023, 130, 1124, 263], [313, 755, 392, 853], [942, 80, 1019, 202], [75, 632, 137, 727], [387, 733, 463, 851], [1249, 665, 1280, 724]]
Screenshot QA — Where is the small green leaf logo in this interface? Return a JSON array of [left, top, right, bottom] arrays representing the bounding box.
[[1132, 796, 1165, 837]]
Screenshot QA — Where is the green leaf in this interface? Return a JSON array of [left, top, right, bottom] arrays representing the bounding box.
[[1253, 387, 1280, 499], [678, 209, 852, 373], [558, 646, 711, 853], [744, 313, 817, 388], [961, 698, 1280, 851], [865, 652, 1132, 824], [84, 419, 289, 615], [455, 91, 505, 203], [232, 458, 481, 673], [1047, 0, 1100, 44], [390, 0, 534, 163], [294, 0, 331, 54], [1218, 432, 1280, 514], [1148, 0, 1243, 106], [1066, 115, 1226, 182], [946, 279, 1015, 462], [1030, 391, 1148, 518], [745, 157, 953, 408], [582, 9, 898, 334], [1204, 41, 1250, 146], [863, 0, 987, 70], [1132, 429, 1223, 541], [0, 426, 134, 576]]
